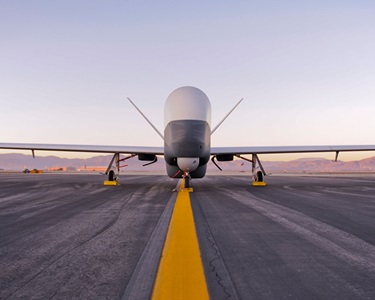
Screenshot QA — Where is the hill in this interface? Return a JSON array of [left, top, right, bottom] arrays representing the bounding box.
[[1, 153, 375, 173]]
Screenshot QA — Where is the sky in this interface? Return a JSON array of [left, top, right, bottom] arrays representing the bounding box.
[[1, 0, 375, 161]]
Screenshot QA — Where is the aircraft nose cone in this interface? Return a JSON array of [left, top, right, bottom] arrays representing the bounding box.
[[164, 86, 211, 127]]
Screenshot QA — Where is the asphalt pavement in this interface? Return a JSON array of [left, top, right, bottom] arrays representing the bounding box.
[[0, 173, 374, 299]]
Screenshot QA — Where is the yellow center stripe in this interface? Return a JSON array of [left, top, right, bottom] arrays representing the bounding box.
[[152, 182, 209, 299]]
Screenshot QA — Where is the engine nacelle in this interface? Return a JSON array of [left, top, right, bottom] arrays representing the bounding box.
[[216, 154, 234, 161], [138, 154, 157, 161]]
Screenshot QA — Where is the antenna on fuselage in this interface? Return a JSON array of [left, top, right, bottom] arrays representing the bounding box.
[[127, 97, 164, 140], [211, 98, 243, 135]]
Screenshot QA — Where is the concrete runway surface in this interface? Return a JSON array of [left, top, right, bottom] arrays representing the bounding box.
[[0, 173, 374, 299]]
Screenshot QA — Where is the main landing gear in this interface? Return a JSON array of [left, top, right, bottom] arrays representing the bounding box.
[[212, 153, 267, 186], [250, 154, 267, 186], [103, 153, 136, 186], [236, 154, 267, 186]]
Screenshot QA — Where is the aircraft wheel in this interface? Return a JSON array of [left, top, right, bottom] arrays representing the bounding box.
[[108, 170, 116, 181], [256, 171, 264, 182]]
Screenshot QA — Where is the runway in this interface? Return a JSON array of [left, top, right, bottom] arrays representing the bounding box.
[[1, 173, 374, 299]]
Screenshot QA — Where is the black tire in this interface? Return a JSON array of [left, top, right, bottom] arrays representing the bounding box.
[[108, 170, 116, 181], [256, 171, 263, 182]]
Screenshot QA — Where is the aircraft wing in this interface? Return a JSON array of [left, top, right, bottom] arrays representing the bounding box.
[[211, 145, 375, 156], [0, 142, 164, 155]]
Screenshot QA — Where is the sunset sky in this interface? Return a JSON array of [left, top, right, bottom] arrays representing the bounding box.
[[1, 1, 375, 161]]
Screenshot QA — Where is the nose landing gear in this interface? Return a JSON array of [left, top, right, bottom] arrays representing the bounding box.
[[182, 172, 193, 191]]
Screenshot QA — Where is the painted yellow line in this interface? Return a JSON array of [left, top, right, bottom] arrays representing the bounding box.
[[152, 182, 209, 299]]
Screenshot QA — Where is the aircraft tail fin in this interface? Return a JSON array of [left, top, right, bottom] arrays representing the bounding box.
[[211, 98, 243, 135], [127, 97, 164, 140]]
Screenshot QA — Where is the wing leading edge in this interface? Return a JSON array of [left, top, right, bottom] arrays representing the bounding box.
[[211, 145, 375, 156], [2, 143, 375, 157], [0, 142, 164, 155]]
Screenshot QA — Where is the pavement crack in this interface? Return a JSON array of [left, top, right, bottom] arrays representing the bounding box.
[[193, 198, 239, 300], [206, 232, 231, 299]]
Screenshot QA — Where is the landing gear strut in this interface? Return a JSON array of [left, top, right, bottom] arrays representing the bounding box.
[[236, 154, 267, 186], [104, 153, 136, 186], [182, 172, 191, 189], [251, 154, 267, 186]]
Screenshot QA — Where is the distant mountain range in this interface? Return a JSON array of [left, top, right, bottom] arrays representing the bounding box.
[[1, 153, 375, 173]]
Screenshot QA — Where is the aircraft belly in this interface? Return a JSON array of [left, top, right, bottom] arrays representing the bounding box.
[[166, 164, 207, 178]]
